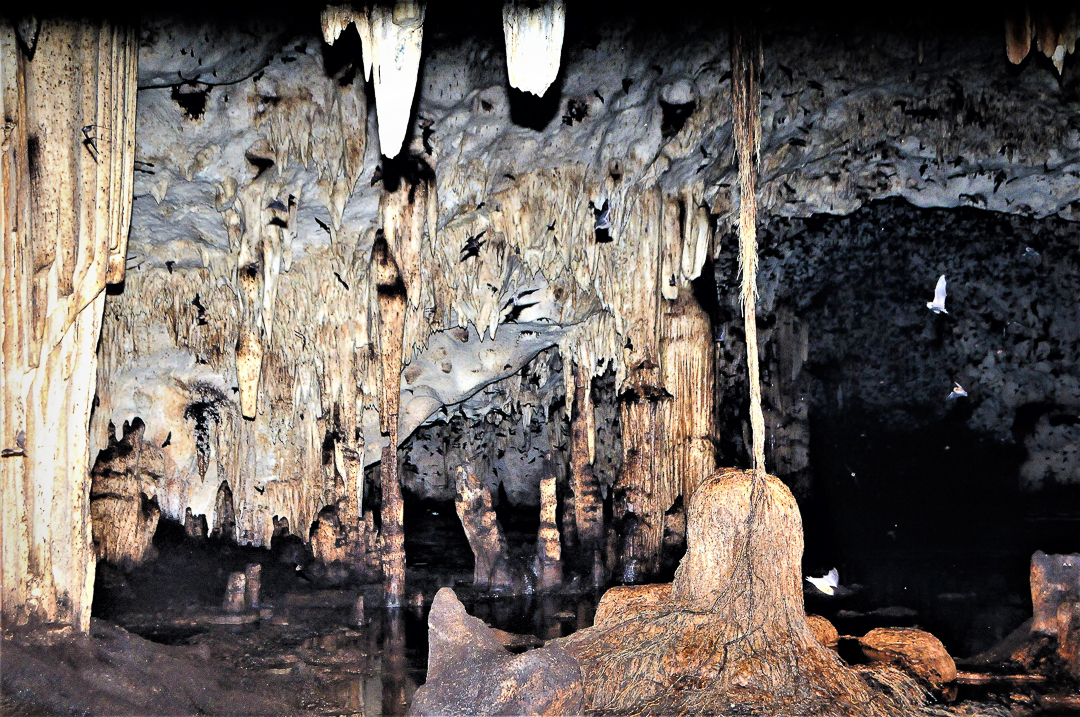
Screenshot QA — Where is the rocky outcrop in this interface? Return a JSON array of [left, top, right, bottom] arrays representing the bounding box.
[[409, 588, 584, 717], [859, 627, 957, 693]]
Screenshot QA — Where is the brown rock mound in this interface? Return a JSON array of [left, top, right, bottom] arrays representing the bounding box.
[[859, 627, 957, 692], [415, 469, 934, 716], [408, 588, 584, 716]]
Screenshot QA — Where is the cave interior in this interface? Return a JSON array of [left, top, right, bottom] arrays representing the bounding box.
[[2, 2, 1080, 716]]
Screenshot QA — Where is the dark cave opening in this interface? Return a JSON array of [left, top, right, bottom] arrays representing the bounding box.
[[737, 197, 1080, 660]]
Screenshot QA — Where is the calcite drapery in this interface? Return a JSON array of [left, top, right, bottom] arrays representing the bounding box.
[[1, 18, 137, 631]]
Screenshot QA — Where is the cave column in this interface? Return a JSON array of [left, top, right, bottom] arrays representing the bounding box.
[[373, 232, 407, 607], [373, 153, 435, 606], [453, 464, 510, 590], [533, 474, 562, 590], [569, 362, 603, 569], [0, 19, 137, 630], [611, 187, 668, 583], [659, 289, 716, 507]]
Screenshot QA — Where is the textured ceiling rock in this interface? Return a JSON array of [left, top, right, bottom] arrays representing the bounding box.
[[137, 16, 294, 87], [92, 11, 1080, 547]]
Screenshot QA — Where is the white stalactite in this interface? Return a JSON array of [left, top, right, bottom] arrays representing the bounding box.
[[320, 5, 355, 45], [367, 2, 424, 158], [502, 0, 565, 97]]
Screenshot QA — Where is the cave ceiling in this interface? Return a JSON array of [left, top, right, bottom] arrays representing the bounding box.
[[84, 4, 1080, 545]]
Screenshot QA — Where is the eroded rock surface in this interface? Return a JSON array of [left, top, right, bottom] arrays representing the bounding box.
[[409, 588, 584, 716]]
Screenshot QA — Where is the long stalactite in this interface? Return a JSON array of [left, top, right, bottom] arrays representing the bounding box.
[[731, 16, 766, 478]]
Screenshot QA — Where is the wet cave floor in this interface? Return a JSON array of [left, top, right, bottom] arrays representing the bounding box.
[[6, 468, 1076, 717]]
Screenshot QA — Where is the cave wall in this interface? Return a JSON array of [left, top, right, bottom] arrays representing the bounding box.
[[708, 199, 1080, 496]]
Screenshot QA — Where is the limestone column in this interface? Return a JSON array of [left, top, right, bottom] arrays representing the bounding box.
[[1, 18, 137, 631], [659, 289, 716, 507], [374, 153, 436, 606], [373, 232, 407, 607], [570, 363, 603, 569], [533, 475, 562, 590]]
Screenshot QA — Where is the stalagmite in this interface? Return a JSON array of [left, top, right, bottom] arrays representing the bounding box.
[[502, 0, 566, 97], [533, 475, 562, 590], [223, 572, 246, 613], [615, 381, 663, 582], [1, 18, 137, 632], [373, 232, 407, 606], [244, 563, 262, 610], [659, 289, 716, 505], [89, 420, 161, 569], [453, 464, 511, 590], [365, 2, 424, 158]]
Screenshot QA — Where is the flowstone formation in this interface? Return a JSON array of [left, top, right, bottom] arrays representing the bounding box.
[[413, 468, 931, 716]]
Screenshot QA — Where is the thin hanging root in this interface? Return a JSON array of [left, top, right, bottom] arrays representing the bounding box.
[[732, 17, 766, 478]]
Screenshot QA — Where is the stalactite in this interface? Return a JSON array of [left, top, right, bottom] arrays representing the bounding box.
[[1005, 7, 1079, 73], [365, 2, 425, 159], [1, 18, 137, 631], [501, 0, 566, 97], [1005, 8, 1034, 64], [732, 17, 766, 477]]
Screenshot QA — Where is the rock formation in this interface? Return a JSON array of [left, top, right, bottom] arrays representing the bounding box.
[[2, 9, 1079, 680], [1, 18, 137, 631], [414, 468, 933, 716]]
